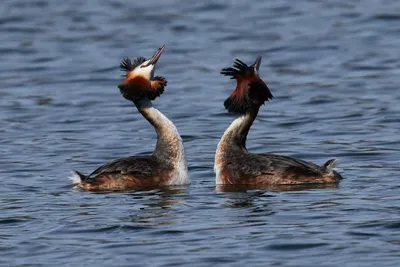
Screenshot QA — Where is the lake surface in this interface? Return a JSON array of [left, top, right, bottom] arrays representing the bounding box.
[[1, 0, 400, 266]]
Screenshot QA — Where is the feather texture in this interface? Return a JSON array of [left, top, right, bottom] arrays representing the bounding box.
[[221, 58, 273, 114]]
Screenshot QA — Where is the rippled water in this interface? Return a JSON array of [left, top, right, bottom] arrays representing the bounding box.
[[1, 0, 400, 266]]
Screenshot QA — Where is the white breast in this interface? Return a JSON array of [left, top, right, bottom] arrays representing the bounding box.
[[166, 141, 190, 185]]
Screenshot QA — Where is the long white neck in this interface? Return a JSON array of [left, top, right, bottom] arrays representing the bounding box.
[[135, 99, 189, 185], [214, 107, 259, 184]]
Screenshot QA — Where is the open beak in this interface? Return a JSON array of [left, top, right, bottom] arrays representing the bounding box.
[[142, 45, 165, 67], [253, 56, 262, 71]]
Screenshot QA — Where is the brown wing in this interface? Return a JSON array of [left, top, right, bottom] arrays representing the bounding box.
[[85, 156, 160, 180], [255, 153, 322, 176], [225, 153, 322, 179]]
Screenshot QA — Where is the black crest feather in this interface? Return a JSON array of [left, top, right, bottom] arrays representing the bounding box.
[[223, 94, 252, 114], [223, 82, 273, 114], [149, 76, 167, 100], [120, 57, 146, 72], [248, 81, 273, 105], [220, 59, 249, 79]]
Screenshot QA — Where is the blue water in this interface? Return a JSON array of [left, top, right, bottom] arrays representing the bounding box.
[[1, 0, 400, 266]]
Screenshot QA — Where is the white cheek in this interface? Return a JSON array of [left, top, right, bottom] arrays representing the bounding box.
[[134, 65, 154, 79]]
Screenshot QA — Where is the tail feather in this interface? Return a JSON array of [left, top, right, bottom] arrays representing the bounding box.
[[69, 170, 86, 184], [321, 159, 337, 173]]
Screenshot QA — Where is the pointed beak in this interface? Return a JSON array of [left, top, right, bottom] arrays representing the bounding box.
[[145, 44, 165, 66], [254, 56, 262, 71]]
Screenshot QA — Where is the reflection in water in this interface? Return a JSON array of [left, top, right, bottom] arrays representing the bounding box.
[[216, 186, 273, 215], [216, 183, 339, 193], [221, 190, 269, 208], [217, 189, 276, 228], [75, 184, 189, 194], [216, 183, 339, 216], [120, 185, 189, 226]]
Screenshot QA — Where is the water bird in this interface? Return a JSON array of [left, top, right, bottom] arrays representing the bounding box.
[[214, 56, 342, 185], [70, 45, 189, 190]]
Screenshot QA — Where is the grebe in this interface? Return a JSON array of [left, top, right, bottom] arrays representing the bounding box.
[[214, 56, 342, 185], [70, 45, 189, 190]]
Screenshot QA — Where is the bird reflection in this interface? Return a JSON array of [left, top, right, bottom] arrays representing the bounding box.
[[216, 183, 339, 193], [119, 185, 189, 226], [216, 183, 338, 213]]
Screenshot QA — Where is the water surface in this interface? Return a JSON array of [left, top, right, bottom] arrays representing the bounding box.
[[1, 0, 400, 266]]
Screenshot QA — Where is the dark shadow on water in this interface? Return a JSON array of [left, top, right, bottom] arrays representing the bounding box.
[[71, 184, 190, 195], [216, 183, 339, 193], [73, 186, 189, 227], [125, 185, 189, 209], [217, 189, 276, 218], [118, 186, 189, 226], [217, 184, 338, 213], [221, 190, 272, 209]]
